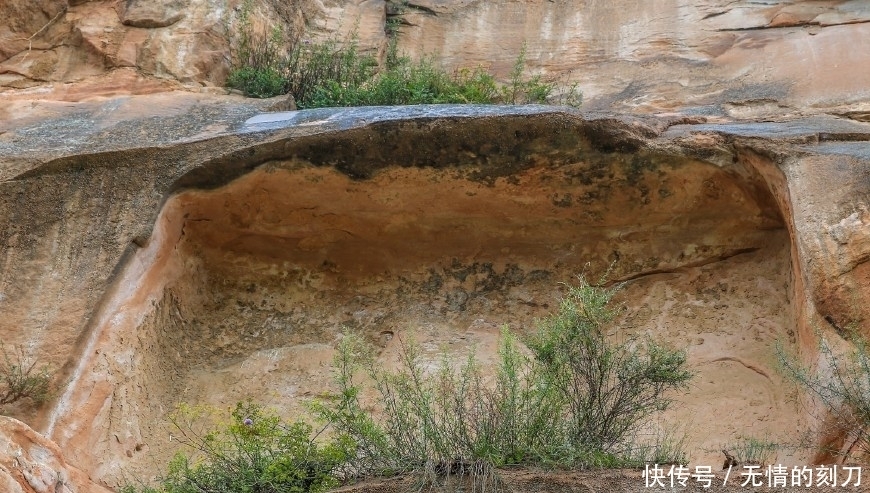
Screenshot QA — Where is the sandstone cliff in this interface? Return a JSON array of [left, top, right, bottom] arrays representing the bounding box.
[[0, 1, 869, 491], [0, 416, 111, 493], [4, 0, 870, 112]]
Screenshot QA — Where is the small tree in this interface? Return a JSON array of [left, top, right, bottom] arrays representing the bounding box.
[[0, 343, 53, 407], [526, 276, 693, 455]]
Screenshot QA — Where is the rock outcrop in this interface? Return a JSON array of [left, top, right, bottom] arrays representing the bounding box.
[[3, 1, 870, 112], [0, 416, 111, 493], [1, 0, 870, 490], [1, 98, 869, 485]]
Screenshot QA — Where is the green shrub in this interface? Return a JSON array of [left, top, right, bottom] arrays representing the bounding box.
[[225, 0, 288, 98], [316, 275, 692, 487], [284, 38, 378, 107], [129, 402, 352, 493], [315, 329, 564, 490], [0, 343, 53, 407], [227, 67, 286, 99], [777, 329, 870, 460], [526, 276, 693, 455], [225, 5, 580, 107]]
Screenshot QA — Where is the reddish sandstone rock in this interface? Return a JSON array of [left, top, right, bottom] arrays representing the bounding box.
[[3, 1, 870, 112], [0, 416, 111, 493]]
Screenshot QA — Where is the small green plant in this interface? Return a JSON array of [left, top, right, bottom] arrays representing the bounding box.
[[624, 424, 689, 466], [0, 343, 53, 407], [777, 328, 870, 461], [128, 402, 352, 493], [384, 0, 408, 38], [724, 437, 779, 466], [500, 43, 551, 105]]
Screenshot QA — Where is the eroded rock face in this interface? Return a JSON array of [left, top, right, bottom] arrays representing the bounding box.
[[0, 0, 323, 93], [120, 0, 186, 29], [0, 0, 869, 489], [0, 100, 868, 486], [0, 416, 110, 493], [3, 1, 870, 113], [396, 0, 870, 111]]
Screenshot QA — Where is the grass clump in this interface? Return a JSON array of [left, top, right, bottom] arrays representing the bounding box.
[[225, 3, 578, 107], [723, 437, 779, 466], [305, 44, 563, 107]]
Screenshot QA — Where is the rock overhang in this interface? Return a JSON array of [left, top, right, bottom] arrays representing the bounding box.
[[1, 98, 870, 485]]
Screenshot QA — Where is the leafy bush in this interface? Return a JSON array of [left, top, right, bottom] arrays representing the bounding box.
[[0, 343, 53, 407], [127, 402, 352, 493], [316, 276, 692, 487], [526, 277, 693, 455], [777, 330, 870, 460]]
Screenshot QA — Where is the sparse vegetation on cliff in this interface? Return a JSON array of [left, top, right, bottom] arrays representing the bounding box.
[[0, 343, 53, 408], [126, 277, 689, 492], [777, 328, 870, 461], [226, 2, 579, 107], [316, 277, 691, 487]]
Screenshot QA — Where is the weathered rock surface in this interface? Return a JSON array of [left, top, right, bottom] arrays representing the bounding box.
[[120, 0, 186, 29], [3, 1, 870, 113], [0, 416, 111, 493], [1, 0, 870, 488], [397, 0, 870, 112], [1, 96, 869, 486]]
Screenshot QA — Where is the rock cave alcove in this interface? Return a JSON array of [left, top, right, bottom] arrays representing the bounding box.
[[45, 116, 807, 485]]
